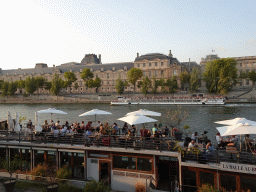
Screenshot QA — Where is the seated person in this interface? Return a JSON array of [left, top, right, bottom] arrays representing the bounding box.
[[131, 125, 136, 136], [216, 132, 226, 148], [52, 128, 59, 137], [122, 123, 128, 135], [206, 142, 214, 153], [112, 123, 119, 135], [191, 132, 198, 142], [86, 129, 92, 137], [43, 120, 48, 128], [27, 120, 33, 129], [227, 135, 237, 147], [144, 130, 151, 141], [55, 120, 60, 128], [244, 134, 254, 151], [199, 131, 209, 144], [188, 140, 196, 151], [163, 126, 169, 137]]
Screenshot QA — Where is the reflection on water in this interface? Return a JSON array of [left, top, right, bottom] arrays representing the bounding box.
[[0, 103, 256, 143]]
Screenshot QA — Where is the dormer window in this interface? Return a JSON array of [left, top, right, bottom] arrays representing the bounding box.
[[90, 68, 93, 72], [80, 69, 83, 72], [24, 72, 26, 75], [112, 67, 115, 71], [149, 63, 151, 67], [124, 66, 127, 70], [101, 68, 104, 71]]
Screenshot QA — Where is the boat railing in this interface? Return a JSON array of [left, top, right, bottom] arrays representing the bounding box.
[[0, 130, 254, 166]]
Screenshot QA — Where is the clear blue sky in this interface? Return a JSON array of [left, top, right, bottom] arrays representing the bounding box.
[[1, 0, 255, 69]]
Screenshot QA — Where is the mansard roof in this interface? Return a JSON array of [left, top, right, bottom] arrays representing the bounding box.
[[181, 61, 200, 68], [135, 53, 170, 61], [1, 62, 134, 76]]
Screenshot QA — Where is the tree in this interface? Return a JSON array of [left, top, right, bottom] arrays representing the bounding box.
[[64, 71, 77, 88], [50, 73, 64, 96], [189, 67, 200, 93], [239, 71, 248, 79], [127, 68, 143, 93], [165, 76, 178, 94], [35, 76, 46, 89], [1, 81, 9, 96], [179, 71, 190, 90], [84, 179, 111, 192], [8, 81, 18, 96], [115, 77, 126, 95], [203, 58, 237, 93], [93, 77, 102, 93], [158, 77, 166, 92], [25, 76, 37, 95], [45, 82, 52, 91], [17, 79, 25, 89], [139, 76, 151, 96], [248, 70, 256, 85], [151, 76, 162, 94], [74, 82, 79, 90], [80, 68, 94, 89]]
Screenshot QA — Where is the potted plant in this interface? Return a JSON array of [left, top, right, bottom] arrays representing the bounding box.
[[3, 154, 24, 192]]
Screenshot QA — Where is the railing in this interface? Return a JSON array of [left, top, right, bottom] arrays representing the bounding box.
[[1, 131, 256, 166]]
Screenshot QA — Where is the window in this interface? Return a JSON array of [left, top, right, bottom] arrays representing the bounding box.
[[253, 63, 256, 66], [161, 70, 164, 75], [240, 80, 243, 86], [155, 62, 157, 66], [161, 62, 163, 66], [143, 72, 146, 76], [246, 63, 249, 67], [137, 64, 140, 67], [246, 79, 249, 85], [96, 74, 98, 78], [149, 63, 151, 67], [143, 63, 145, 67], [113, 155, 152, 172], [240, 63, 242, 67], [173, 70, 177, 76], [200, 172, 214, 186], [220, 175, 236, 192], [113, 156, 136, 170], [137, 158, 152, 171], [107, 74, 109, 79], [155, 71, 157, 77], [149, 71, 151, 77], [241, 177, 256, 192], [113, 81, 115, 85]]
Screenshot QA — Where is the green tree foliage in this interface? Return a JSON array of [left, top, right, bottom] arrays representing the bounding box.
[[45, 82, 52, 91], [17, 79, 25, 89], [189, 67, 200, 93], [151, 76, 162, 94], [64, 71, 77, 88], [74, 82, 79, 90], [248, 70, 256, 84], [127, 68, 143, 93], [239, 71, 248, 79], [0, 79, 3, 89], [1, 81, 9, 96], [84, 179, 111, 192], [51, 73, 64, 95], [179, 71, 190, 90], [8, 81, 18, 96], [35, 76, 46, 89], [203, 58, 238, 93], [115, 77, 126, 95], [139, 76, 151, 96], [25, 76, 37, 94], [158, 77, 166, 92], [80, 68, 94, 89], [165, 76, 178, 94], [93, 77, 102, 90]]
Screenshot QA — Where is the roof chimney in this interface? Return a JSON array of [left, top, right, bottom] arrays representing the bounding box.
[[189, 58, 190, 67], [53, 65, 55, 67], [99, 54, 101, 64], [168, 50, 173, 57], [137, 53, 139, 57]]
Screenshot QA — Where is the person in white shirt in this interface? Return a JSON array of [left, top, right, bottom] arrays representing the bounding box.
[[216, 132, 225, 148], [191, 132, 198, 142], [60, 126, 66, 136], [188, 140, 195, 151]]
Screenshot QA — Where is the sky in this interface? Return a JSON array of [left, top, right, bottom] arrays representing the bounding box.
[[0, 0, 256, 69]]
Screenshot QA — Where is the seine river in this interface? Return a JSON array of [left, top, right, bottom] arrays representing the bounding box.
[[1, 103, 256, 143]]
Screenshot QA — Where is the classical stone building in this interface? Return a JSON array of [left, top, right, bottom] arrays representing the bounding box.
[[200, 54, 256, 89], [0, 50, 200, 95]]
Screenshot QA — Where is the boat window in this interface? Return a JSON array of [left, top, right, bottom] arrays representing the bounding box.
[[113, 156, 136, 170], [200, 172, 214, 186], [137, 158, 152, 172], [220, 174, 236, 192], [241, 177, 256, 192]]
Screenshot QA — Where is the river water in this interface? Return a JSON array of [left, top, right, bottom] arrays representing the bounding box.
[[1, 103, 256, 143]]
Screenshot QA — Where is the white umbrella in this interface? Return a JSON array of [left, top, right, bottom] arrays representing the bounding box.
[[35, 112, 42, 132], [7, 111, 14, 131], [126, 109, 161, 117], [118, 115, 158, 125], [37, 108, 68, 121], [215, 117, 256, 126], [216, 122, 256, 151], [14, 112, 21, 132], [79, 109, 112, 125]]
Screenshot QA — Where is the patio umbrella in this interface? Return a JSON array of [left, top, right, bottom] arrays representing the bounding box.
[[7, 111, 14, 131], [37, 108, 68, 122], [215, 117, 256, 126], [118, 115, 158, 125], [79, 109, 112, 125], [14, 112, 21, 132], [35, 112, 42, 132], [126, 109, 161, 117], [216, 122, 256, 151]]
